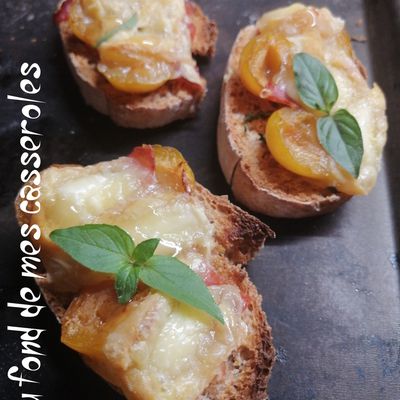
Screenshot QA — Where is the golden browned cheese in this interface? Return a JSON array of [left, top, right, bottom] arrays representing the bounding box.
[[62, 284, 248, 400]]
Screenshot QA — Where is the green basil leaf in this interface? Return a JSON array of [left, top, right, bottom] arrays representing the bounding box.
[[50, 224, 135, 273], [115, 265, 139, 304], [317, 109, 364, 177], [96, 14, 138, 47], [133, 238, 160, 264], [293, 53, 338, 113], [140, 255, 225, 324]]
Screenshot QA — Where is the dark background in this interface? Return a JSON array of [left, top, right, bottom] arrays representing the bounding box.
[[0, 0, 399, 399]]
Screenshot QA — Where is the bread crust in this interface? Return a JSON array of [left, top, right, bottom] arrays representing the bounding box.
[[57, 1, 218, 128], [217, 26, 351, 218], [187, 1, 218, 58], [15, 162, 275, 400]]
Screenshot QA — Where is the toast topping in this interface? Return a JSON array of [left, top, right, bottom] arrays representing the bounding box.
[[34, 146, 214, 292], [62, 283, 248, 400], [66, 0, 202, 93], [239, 32, 297, 107], [36, 145, 252, 400], [265, 107, 363, 194], [50, 224, 225, 322], [239, 4, 387, 195]]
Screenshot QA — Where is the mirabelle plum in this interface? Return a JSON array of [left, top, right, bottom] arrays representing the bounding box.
[[68, 1, 175, 93], [61, 284, 124, 356], [153, 145, 195, 192], [239, 32, 295, 105], [265, 108, 363, 195], [130, 145, 195, 192], [98, 42, 173, 93]]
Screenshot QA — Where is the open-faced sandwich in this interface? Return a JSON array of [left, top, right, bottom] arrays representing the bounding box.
[[218, 3, 388, 218], [54, 0, 217, 128], [15, 145, 275, 400]]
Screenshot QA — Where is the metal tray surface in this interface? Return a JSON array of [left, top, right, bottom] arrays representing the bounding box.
[[0, 1, 399, 399]]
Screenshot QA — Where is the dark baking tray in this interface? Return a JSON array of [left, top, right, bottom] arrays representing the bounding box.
[[0, 1, 399, 399]]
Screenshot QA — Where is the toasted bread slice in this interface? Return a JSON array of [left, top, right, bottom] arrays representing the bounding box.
[[218, 25, 351, 218], [15, 150, 275, 400], [56, 1, 218, 128]]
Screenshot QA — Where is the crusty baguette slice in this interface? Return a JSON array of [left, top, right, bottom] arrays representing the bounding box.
[[217, 25, 351, 218], [15, 158, 275, 400], [57, 1, 218, 128]]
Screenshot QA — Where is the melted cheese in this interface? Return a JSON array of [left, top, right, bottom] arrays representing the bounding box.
[[40, 154, 251, 400], [256, 4, 387, 194], [50, 154, 250, 400], [69, 0, 201, 87], [94, 286, 247, 400], [35, 157, 214, 292]]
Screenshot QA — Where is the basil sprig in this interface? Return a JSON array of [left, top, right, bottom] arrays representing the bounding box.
[[50, 224, 225, 324], [293, 53, 363, 177]]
